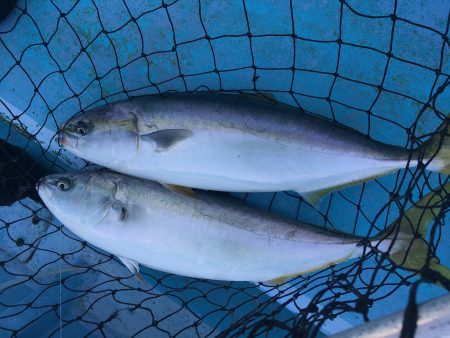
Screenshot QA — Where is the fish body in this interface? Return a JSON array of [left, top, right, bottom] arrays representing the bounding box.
[[37, 170, 433, 283], [60, 94, 449, 202]]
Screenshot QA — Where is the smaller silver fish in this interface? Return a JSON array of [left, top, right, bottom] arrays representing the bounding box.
[[36, 170, 449, 283]]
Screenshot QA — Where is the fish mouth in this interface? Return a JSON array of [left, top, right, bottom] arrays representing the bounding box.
[[59, 131, 78, 148], [35, 177, 51, 204]]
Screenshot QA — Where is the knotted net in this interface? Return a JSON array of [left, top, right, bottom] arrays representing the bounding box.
[[0, 0, 449, 337]]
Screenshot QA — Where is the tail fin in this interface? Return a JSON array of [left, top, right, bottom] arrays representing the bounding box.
[[375, 182, 450, 282], [423, 115, 450, 174]]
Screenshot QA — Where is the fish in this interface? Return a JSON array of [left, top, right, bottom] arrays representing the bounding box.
[[0, 139, 50, 206], [36, 170, 450, 283], [59, 93, 450, 205]]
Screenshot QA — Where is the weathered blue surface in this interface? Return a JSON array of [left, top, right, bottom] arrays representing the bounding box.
[[0, 0, 449, 336]]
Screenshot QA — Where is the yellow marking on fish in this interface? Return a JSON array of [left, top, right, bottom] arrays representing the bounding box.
[[163, 184, 197, 198], [264, 251, 355, 285]]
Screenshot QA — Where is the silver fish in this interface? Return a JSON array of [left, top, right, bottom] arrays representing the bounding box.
[[36, 170, 449, 283], [60, 94, 450, 204]]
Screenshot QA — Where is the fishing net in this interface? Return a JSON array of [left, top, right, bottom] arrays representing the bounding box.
[[0, 0, 449, 337]]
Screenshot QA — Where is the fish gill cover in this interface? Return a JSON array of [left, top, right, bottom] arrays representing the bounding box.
[[0, 0, 449, 337]]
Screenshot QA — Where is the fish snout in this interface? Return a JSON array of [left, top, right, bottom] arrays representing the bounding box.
[[59, 131, 78, 148], [35, 177, 44, 192]]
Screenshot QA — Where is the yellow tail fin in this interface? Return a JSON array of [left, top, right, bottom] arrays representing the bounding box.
[[379, 182, 450, 283], [424, 115, 450, 174]]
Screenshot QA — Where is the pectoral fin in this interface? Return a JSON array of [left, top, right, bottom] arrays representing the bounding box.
[[111, 200, 127, 221], [118, 256, 140, 275], [141, 129, 193, 152], [163, 184, 196, 198]]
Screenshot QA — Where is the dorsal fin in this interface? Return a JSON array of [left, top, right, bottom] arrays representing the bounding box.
[[241, 91, 277, 104]]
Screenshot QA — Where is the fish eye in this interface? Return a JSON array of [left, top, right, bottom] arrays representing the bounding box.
[[56, 178, 71, 191], [75, 121, 89, 136]]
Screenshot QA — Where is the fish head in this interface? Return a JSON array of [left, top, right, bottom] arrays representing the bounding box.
[[60, 103, 139, 166], [36, 171, 118, 229]]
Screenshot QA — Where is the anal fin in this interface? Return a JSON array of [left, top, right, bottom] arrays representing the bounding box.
[[263, 252, 354, 285], [163, 184, 197, 198], [297, 171, 396, 207], [297, 187, 335, 206]]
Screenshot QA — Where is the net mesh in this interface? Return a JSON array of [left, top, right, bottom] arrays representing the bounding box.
[[0, 0, 449, 337]]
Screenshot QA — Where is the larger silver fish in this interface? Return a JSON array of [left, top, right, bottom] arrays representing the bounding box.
[[36, 170, 449, 283], [60, 94, 450, 204]]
